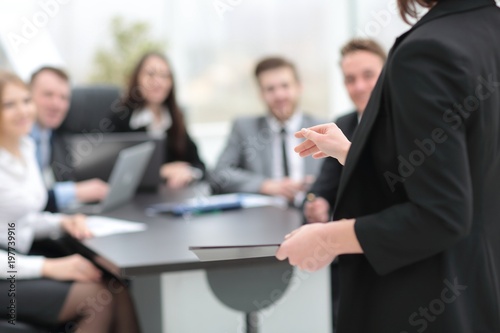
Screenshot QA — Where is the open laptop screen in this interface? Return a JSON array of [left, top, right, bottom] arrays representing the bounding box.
[[66, 132, 165, 191]]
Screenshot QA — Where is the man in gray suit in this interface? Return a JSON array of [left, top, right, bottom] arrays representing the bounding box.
[[210, 57, 323, 206]]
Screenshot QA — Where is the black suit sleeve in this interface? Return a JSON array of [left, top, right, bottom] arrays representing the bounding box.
[[51, 132, 76, 182], [43, 189, 59, 213], [310, 157, 343, 210], [309, 113, 357, 211], [109, 107, 133, 132], [184, 133, 206, 174], [354, 39, 474, 275], [165, 133, 206, 177]]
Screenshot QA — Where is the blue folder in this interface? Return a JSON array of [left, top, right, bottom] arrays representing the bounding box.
[[146, 194, 244, 216]]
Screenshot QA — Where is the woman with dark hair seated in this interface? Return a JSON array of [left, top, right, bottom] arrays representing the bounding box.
[[0, 71, 141, 333], [112, 52, 206, 189]]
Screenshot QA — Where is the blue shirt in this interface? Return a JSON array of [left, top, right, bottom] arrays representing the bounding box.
[[30, 123, 76, 209]]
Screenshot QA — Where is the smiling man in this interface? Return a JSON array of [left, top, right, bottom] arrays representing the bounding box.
[[30, 67, 108, 212], [210, 57, 324, 206], [305, 39, 386, 224]]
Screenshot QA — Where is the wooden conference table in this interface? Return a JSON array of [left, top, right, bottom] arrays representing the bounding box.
[[80, 184, 302, 333]]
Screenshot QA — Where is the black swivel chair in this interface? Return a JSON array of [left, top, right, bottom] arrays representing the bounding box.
[[0, 321, 69, 333], [58, 85, 122, 134], [0, 322, 41, 333]]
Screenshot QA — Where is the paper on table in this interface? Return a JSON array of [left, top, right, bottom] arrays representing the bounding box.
[[85, 216, 147, 237]]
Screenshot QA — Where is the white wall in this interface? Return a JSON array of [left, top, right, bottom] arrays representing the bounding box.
[[0, 0, 412, 134], [354, 0, 410, 50], [46, 0, 169, 85], [0, 0, 65, 80]]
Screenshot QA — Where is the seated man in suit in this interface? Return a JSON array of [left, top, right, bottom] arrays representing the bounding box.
[[304, 39, 387, 330], [30, 67, 109, 212], [211, 57, 324, 206]]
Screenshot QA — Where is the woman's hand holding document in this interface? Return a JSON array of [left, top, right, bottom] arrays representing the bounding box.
[[275, 122, 362, 271], [61, 214, 93, 240], [276, 219, 362, 272]]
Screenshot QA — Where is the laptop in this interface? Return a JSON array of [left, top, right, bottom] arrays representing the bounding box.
[[67, 132, 165, 191], [65, 141, 155, 215]]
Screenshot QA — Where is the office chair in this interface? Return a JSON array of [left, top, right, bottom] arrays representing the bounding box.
[[59, 85, 122, 134], [0, 320, 50, 333], [0, 320, 76, 333]]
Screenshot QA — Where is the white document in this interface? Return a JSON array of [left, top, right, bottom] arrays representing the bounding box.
[[85, 216, 147, 237]]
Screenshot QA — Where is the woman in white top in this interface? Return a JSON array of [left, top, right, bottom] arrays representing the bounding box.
[[0, 71, 141, 332]]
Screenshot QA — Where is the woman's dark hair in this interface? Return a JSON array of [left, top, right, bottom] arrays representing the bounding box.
[[398, 0, 439, 24], [122, 52, 187, 159]]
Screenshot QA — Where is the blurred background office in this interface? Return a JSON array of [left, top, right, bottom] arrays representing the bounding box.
[[4, 0, 495, 332], [0, 0, 416, 169]]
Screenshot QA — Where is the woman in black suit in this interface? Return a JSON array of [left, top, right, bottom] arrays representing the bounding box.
[[112, 52, 205, 189], [277, 0, 500, 332]]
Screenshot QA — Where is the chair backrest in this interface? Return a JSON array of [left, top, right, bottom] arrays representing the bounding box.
[[0, 320, 49, 333], [59, 85, 122, 134]]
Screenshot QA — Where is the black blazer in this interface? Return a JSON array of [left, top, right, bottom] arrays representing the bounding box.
[[43, 131, 76, 212], [51, 131, 76, 182], [309, 111, 358, 210], [110, 107, 206, 174], [333, 1, 500, 332]]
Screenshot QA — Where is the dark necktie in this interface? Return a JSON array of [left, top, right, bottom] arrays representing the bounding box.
[[280, 128, 289, 177]]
